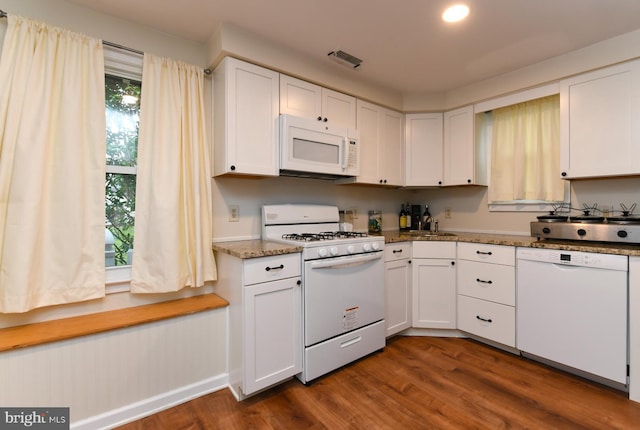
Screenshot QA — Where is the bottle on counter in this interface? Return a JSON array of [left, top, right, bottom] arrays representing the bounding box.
[[399, 204, 407, 231], [404, 201, 412, 230], [422, 204, 432, 231]]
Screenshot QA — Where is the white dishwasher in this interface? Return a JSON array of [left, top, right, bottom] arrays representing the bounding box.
[[516, 248, 628, 386]]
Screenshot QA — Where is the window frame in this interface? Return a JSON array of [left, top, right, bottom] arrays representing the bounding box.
[[104, 45, 143, 292], [473, 83, 570, 213]]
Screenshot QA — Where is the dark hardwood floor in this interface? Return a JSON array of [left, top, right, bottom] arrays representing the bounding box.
[[117, 336, 640, 429]]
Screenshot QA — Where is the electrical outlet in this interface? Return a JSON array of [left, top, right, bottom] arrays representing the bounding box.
[[445, 208, 452, 219], [229, 205, 239, 222]]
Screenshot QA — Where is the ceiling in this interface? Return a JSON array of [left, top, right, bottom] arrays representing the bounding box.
[[67, 0, 640, 94]]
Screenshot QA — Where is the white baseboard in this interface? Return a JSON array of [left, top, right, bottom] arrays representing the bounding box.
[[71, 373, 229, 430]]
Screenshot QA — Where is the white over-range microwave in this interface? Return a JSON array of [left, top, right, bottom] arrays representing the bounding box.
[[279, 114, 360, 179]]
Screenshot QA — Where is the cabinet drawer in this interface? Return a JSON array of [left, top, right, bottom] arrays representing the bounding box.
[[457, 295, 515, 347], [457, 260, 515, 305], [384, 242, 411, 262], [457, 242, 514, 266], [304, 320, 385, 382], [244, 253, 301, 285], [412, 241, 456, 259]]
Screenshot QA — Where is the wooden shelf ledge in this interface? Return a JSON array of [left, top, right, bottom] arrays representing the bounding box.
[[0, 293, 229, 353]]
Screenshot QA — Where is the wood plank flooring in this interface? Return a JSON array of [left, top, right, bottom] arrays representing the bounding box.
[[116, 336, 640, 429]]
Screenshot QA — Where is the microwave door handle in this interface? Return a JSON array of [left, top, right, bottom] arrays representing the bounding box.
[[341, 136, 347, 170]]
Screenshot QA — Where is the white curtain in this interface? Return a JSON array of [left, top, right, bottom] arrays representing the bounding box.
[[131, 54, 216, 293], [489, 94, 564, 202], [0, 16, 106, 313]]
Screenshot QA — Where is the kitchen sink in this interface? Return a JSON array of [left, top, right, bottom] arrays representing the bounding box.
[[401, 231, 457, 237]]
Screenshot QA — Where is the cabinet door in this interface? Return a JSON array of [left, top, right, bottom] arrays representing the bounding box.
[[322, 88, 356, 129], [412, 258, 456, 329], [443, 105, 475, 185], [405, 113, 443, 186], [214, 58, 279, 176], [385, 258, 411, 336], [243, 277, 302, 395], [280, 74, 322, 120], [355, 99, 382, 184], [380, 108, 404, 186], [560, 60, 640, 179]]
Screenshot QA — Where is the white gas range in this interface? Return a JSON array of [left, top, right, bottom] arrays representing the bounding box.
[[262, 204, 385, 383]]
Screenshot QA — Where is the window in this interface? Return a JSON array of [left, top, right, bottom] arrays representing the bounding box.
[[474, 85, 569, 212], [105, 75, 140, 266], [103, 45, 143, 287]]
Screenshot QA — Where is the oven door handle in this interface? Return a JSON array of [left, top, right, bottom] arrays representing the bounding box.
[[309, 252, 382, 269]]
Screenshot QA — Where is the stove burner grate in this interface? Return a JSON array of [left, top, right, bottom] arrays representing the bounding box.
[[282, 231, 368, 242]]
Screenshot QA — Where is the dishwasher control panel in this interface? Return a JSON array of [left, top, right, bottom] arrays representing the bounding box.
[[517, 248, 628, 271]]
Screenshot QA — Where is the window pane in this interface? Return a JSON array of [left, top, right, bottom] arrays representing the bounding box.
[[106, 75, 140, 167], [106, 173, 136, 266], [105, 74, 140, 267]]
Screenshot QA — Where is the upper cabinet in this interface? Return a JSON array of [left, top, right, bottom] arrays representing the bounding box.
[[405, 113, 443, 186], [560, 59, 640, 179], [213, 57, 280, 177], [443, 105, 486, 186], [280, 74, 356, 130], [339, 100, 403, 186]]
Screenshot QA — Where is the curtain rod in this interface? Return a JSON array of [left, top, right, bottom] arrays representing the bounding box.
[[0, 10, 211, 75]]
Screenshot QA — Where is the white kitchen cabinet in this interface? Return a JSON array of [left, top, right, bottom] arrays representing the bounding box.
[[339, 100, 403, 186], [560, 59, 640, 179], [405, 113, 444, 186], [214, 251, 302, 399], [456, 242, 515, 347], [443, 105, 486, 186], [213, 57, 280, 177], [384, 242, 412, 336], [412, 241, 457, 329], [279, 74, 356, 130]]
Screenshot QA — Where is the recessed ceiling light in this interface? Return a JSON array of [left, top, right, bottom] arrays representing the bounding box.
[[442, 4, 469, 23]]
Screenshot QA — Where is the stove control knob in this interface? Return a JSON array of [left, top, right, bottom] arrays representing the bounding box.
[[542, 227, 551, 234], [318, 248, 328, 258], [330, 247, 339, 256], [347, 245, 356, 254], [577, 228, 587, 237], [618, 230, 629, 238], [371, 242, 380, 251], [363, 243, 372, 252]]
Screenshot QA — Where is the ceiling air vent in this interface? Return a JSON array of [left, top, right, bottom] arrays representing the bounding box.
[[328, 50, 362, 69]]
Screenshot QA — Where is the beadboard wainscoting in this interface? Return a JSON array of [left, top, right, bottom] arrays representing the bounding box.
[[0, 308, 228, 430]]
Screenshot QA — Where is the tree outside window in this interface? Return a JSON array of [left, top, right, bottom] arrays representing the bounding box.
[[105, 75, 140, 266]]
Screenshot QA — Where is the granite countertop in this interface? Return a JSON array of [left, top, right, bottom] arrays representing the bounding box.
[[381, 230, 640, 256], [212, 232, 640, 258], [213, 240, 302, 259]]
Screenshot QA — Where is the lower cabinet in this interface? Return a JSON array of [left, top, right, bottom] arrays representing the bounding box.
[[412, 241, 457, 329], [215, 251, 302, 399], [384, 242, 412, 336], [456, 243, 516, 347]]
